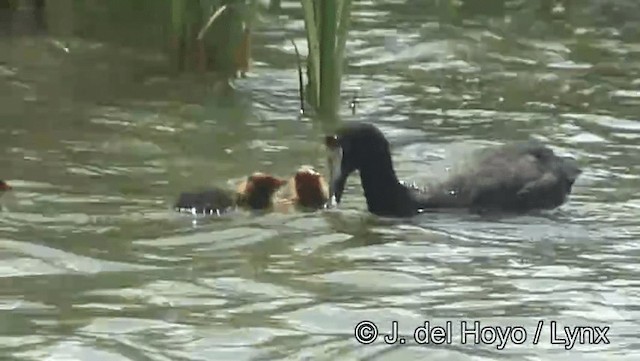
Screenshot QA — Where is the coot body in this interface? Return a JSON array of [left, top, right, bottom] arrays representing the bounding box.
[[325, 123, 581, 217]]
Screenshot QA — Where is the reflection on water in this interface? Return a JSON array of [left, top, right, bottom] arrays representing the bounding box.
[[1, 0, 639, 360]]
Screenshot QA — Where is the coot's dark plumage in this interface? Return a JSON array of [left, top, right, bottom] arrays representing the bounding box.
[[324, 123, 581, 217], [174, 187, 236, 215], [174, 172, 287, 215], [0, 180, 10, 192]]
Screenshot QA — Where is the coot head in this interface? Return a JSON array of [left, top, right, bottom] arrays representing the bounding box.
[[240, 172, 287, 209], [325, 123, 393, 204], [293, 165, 329, 209]]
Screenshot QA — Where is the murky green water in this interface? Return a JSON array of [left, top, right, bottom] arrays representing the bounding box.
[[1, 1, 639, 360]]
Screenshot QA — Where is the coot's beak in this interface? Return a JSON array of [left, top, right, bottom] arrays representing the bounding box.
[[325, 135, 345, 206]]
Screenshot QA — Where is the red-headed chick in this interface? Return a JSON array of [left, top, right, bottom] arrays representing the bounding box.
[[0, 180, 11, 193], [279, 166, 329, 210], [236, 172, 288, 210]]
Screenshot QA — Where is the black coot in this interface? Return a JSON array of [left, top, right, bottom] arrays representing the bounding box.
[[324, 123, 581, 217]]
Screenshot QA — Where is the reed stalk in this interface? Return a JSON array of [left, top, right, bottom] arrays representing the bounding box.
[[197, 4, 227, 40], [334, 0, 353, 113], [300, 0, 353, 119], [318, 0, 337, 117], [171, 0, 186, 38], [300, 0, 320, 109]]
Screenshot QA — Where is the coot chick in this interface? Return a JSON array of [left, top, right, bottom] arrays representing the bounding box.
[[278, 166, 329, 210], [174, 173, 287, 215], [325, 123, 581, 217], [0, 180, 10, 192], [236, 172, 288, 210]]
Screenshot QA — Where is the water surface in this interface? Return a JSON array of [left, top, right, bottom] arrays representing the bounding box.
[[1, 1, 639, 360]]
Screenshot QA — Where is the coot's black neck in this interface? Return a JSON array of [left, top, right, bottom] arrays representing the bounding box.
[[358, 155, 416, 217]]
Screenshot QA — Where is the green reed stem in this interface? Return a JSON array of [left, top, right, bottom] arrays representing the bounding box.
[[300, 0, 320, 108], [318, 0, 337, 118], [300, 0, 353, 119]]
